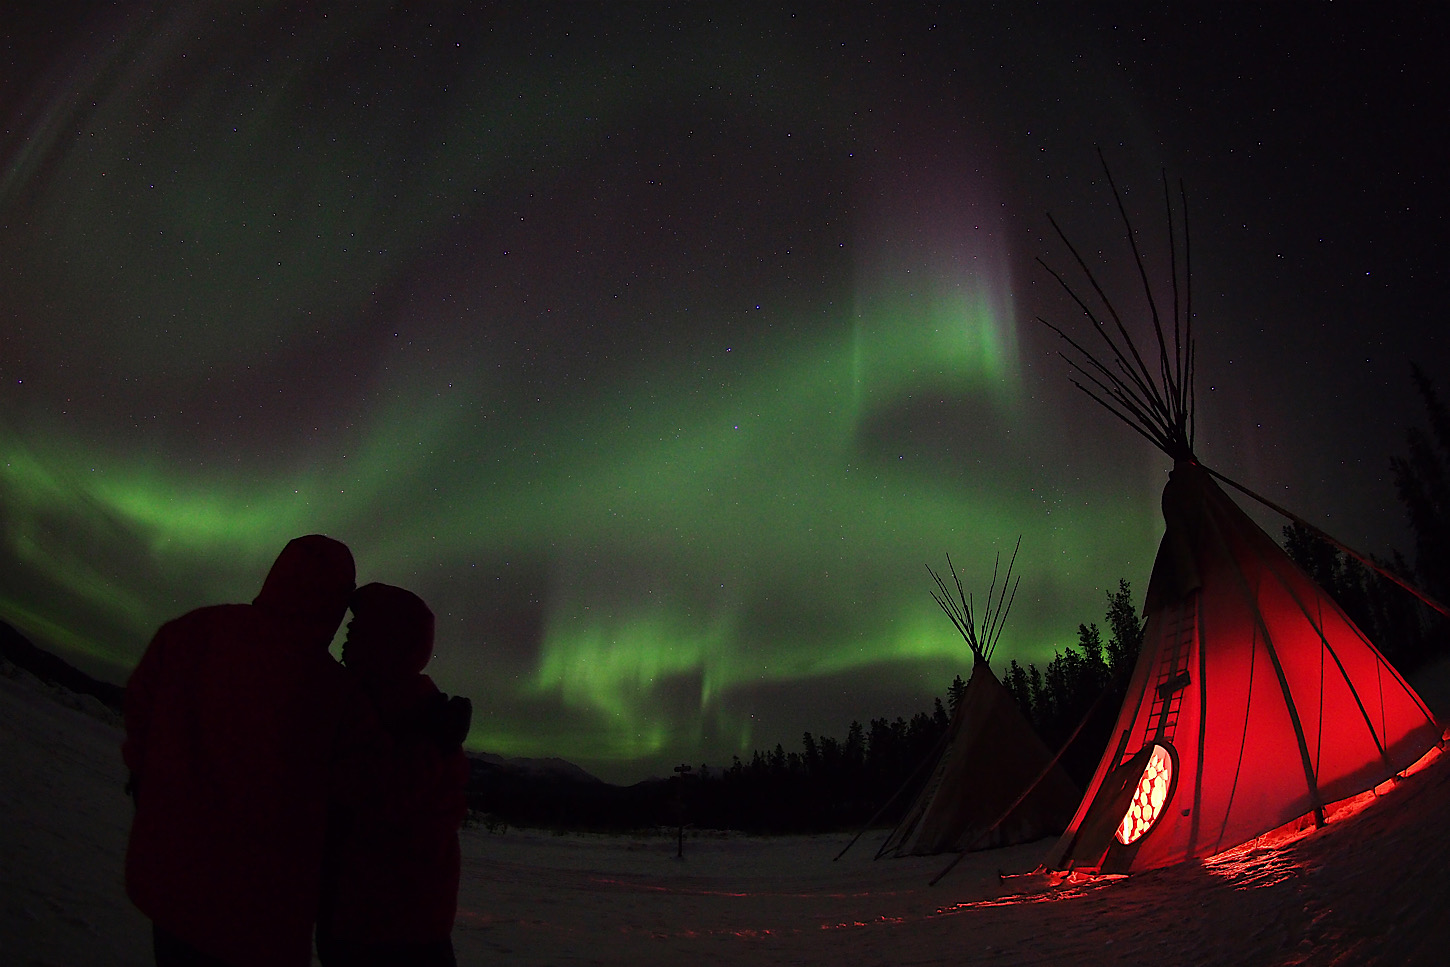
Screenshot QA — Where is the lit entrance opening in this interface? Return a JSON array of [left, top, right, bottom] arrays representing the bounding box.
[[1116, 743, 1174, 845]]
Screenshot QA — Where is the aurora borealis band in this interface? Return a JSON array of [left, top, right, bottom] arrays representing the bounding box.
[[2, 4, 1445, 782]]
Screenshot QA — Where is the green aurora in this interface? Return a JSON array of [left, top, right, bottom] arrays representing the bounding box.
[[8, 3, 1433, 783], [0, 258, 1162, 777]]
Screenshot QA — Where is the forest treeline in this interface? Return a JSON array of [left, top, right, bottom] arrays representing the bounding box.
[[672, 582, 1145, 833], [1285, 364, 1450, 676]]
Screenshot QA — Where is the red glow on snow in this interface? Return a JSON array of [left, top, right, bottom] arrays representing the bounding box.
[[934, 869, 1128, 915], [1116, 744, 1173, 845], [1201, 740, 1449, 886], [586, 876, 894, 899]]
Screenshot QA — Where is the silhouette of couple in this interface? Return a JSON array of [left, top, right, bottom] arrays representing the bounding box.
[[122, 535, 471, 967]]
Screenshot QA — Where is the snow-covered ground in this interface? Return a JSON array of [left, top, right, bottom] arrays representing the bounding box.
[[1, 664, 149, 966], [6, 657, 1450, 966]]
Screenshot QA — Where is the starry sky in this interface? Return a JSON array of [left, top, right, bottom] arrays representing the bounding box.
[[2, 3, 1445, 782]]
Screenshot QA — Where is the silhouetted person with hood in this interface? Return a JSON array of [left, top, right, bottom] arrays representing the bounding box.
[[123, 535, 377, 967], [317, 582, 471, 967]]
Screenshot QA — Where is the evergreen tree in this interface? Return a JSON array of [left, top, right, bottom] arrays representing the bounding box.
[[1076, 622, 1108, 695], [819, 734, 840, 774], [1282, 521, 1391, 653], [1391, 365, 1450, 604], [1027, 663, 1045, 728], [1105, 578, 1144, 679], [866, 718, 897, 777], [1005, 659, 1033, 722], [1280, 368, 1450, 671], [1283, 521, 1344, 597], [844, 720, 865, 772], [947, 673, 968, 714], [1042, 646, 1071, 734], [1077, 621, 1104, 667], [802, 731, 821, 776]]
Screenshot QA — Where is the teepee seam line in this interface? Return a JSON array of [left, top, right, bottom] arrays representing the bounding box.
[[1191, 588, 1208, 854], [1217, 502, 1327, 827], [1240, 508, 1395, 770]]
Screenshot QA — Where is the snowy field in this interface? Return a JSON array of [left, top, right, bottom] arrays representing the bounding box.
[[5, 658, 1450, 966]]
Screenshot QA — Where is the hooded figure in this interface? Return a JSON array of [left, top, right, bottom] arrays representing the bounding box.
[[123, 535, 378, 967], [317, 582, 471, 967]]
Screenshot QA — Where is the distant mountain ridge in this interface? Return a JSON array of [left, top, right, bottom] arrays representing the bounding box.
[[470, 751, 602, 784], [0, 620, 125, 714]]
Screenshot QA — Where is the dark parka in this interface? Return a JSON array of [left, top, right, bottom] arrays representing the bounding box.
[[124, 535, 377, 967], [319, 583, 470, 954]]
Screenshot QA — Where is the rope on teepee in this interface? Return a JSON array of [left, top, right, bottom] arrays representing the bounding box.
[[831, 725, 952, 862], [1205, 465, 1450, 621]]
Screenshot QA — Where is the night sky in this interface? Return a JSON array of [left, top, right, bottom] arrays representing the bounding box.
[[2, 3, 1445, 782]]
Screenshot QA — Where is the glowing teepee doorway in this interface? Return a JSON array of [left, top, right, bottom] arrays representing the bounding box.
[[1116, 742, 1175, 846]]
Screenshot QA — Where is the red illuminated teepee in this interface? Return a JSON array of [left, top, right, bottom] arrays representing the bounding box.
[[1037, 164, 1443, 875], [878, 544, 1080, 858]]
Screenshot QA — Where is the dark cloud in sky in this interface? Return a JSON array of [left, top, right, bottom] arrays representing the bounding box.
[[1, 2, 1444, 781]]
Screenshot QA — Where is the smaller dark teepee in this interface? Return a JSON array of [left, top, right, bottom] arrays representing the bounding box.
[[878, 542, 1080, 857]]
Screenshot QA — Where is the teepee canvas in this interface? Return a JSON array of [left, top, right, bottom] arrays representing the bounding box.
[[878, 546, 1080, 858], [1038, 165, 1442, 874], [881, 657, 1080, 856], [1044, 459, 1441, 873]]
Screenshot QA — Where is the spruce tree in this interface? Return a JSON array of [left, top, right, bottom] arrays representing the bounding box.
[[947, 673, 968, 714], [1104, 579, 1144, 679], [1391, 365, 1450, 603]]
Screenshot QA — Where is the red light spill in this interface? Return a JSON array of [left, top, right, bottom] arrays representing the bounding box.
[[462, 874, 1130, 943], [1200, 745, 1449, 890], [1201, 846, 1307, 891], [612, 925, 800, 940], [1201, 789, 1390, 890], [933, 871, 1127, 915], [457, 905, 811, 942], [587, 876, 898, 900], [453, 909, 555, 929], [588, 877, 752, 898], [820, 915, 910, 930], [820, 883, 1126, 933], [1116, 743, 1173, 845]]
